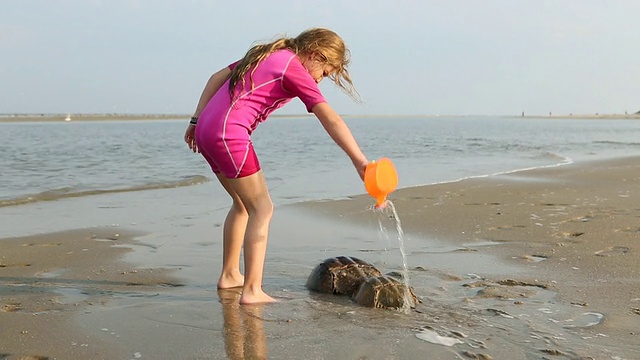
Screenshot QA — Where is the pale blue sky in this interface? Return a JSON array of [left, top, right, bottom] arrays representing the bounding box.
[[1, 0, 639, 116]]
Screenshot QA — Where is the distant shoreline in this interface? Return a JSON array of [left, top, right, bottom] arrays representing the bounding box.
[[0, 113, 318, 123], [1, 113, 639, 123], [0, 114, 190, 123], [520, 114, 640, 120]]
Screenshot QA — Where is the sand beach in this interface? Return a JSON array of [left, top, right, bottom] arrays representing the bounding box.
[[305, 156, 640, 355], [1, 155, 639, 359]]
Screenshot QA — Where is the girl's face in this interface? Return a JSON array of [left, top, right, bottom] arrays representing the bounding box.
[[302, 53, 337, 84]]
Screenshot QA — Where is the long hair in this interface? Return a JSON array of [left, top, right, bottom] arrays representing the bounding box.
[[228, 28, 359, 101]]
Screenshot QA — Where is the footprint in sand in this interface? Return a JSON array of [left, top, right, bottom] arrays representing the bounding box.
[[561, 232, 584, 238], [21, 242, 61, 247], [488, 225, 526, 231], [2, 302, 22, 312], [594, 246, 630, 257], [0, 263, 32, 268]]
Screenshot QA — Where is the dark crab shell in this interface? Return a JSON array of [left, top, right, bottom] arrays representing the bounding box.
[[353, 275, 420, 309], [306, 256, 383, 297]]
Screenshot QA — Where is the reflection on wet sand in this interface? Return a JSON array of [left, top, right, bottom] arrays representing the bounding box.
[[218, 289, 268, 360]]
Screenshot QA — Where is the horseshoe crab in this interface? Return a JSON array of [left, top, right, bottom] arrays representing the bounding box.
[[353, 275, 419, 309], [306, 256, 382, 297]]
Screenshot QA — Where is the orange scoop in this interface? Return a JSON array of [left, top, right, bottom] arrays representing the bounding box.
[[364, 157, 399, 208]]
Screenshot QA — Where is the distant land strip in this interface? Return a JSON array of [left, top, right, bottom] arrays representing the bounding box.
[[0, 113, 323, 123], [1, 112, 639, 123], [0, 113, 190, 123]]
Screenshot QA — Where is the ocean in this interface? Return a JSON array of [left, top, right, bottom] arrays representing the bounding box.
[[2, 115, 639, 208]]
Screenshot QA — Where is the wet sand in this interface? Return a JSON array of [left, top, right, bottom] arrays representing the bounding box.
[[1, 156, 639, 359], [303, 155, 640, 357], [0, 228, 182, 359]]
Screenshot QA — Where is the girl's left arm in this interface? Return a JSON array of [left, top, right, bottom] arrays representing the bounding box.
[[312, 102, 369, 180]]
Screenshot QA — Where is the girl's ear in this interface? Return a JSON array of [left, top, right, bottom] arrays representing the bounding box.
[[309, 51, 323, 62], [299, 52, 313, 63]]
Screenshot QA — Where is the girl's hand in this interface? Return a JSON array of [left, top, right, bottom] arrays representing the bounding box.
[[184, 124, 198, 153], [354, 159, 369, 181]]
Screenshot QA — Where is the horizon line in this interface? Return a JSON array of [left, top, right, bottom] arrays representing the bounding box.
[[1, 112, 638, 118]]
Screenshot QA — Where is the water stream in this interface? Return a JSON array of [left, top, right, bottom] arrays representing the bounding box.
[[375, 200, 413, 313]]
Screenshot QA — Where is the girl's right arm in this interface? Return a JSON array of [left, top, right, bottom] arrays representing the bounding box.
[[312, 102, 369, 180], [184, 66, 232, 152], [192, 66, 233, 118]]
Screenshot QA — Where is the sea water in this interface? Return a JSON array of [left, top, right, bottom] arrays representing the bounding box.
[[2, 115, 640, 209]]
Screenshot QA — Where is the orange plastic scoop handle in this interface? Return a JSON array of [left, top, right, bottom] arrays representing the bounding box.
[[364, 157, 399, 208]]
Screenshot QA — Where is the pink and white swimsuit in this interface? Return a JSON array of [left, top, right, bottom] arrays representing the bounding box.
[[195, 49, 326, 178]]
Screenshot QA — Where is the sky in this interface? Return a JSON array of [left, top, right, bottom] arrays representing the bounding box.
[[1, 0, 639, 116]]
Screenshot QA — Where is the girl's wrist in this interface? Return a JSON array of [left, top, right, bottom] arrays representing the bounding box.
[[353, 157, 369, 168], [189, 116, 198, 125]]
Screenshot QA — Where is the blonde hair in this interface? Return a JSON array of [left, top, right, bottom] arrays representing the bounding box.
[[228, 28, 359, 101]]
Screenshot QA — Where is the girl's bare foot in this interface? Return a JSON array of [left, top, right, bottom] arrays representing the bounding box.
[[217, 271, 244, 289], [239, 288, 277, 305]]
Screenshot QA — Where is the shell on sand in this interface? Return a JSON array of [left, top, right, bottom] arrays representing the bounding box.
[[306, 256, 382, 297], [353, 275, 420, 309]]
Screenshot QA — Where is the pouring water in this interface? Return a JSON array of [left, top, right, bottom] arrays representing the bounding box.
[[364, 158, 413, 312], [373, 200, 412, 313]]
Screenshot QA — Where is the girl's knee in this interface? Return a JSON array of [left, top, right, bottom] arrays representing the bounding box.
[[259, 199, 274, 218], [250, 198, 274, 220], [231, 199, 248, 215]]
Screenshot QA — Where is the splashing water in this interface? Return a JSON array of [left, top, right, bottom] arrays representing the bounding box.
[[374, 200, 413, 312]]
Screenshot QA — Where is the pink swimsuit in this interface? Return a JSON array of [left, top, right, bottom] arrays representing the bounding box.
[[195, 49, 326, 178]]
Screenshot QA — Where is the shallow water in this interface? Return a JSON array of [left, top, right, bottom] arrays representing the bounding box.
[[66, 203, 634, 359], [0, 183, 635, 358]]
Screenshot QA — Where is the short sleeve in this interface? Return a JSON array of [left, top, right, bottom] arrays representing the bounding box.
[[228, 60, 240, 70], [281, 59, 327, 113]]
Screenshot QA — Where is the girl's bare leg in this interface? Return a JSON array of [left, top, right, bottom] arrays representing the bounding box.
[[225, 171, 276, 304], [215, 174, 248, 289]]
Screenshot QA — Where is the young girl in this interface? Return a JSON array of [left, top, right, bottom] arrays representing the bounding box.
[[184, 28, 369, 304]]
